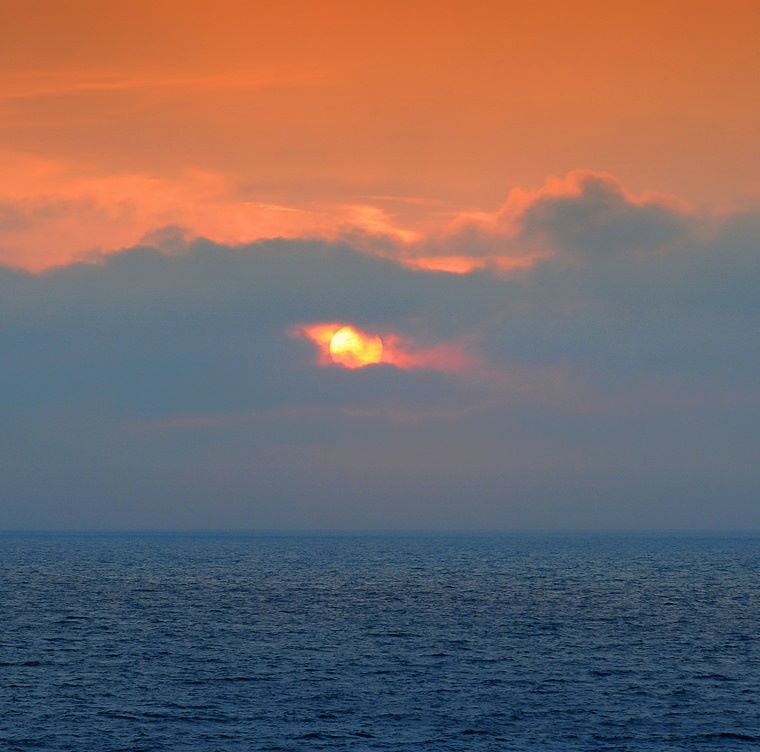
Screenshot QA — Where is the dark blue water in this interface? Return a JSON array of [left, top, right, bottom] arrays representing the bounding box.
[[1, 534, 758, 751]]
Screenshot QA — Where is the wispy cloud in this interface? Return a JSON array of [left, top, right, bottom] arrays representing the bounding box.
[[0, 68, 324, 102]]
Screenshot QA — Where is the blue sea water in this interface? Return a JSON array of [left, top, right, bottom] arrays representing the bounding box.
[[0, 533, 758, 751]]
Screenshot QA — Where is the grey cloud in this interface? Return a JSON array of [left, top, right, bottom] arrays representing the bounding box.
[[415, 172, 692, 264], [518, 172, 690, 260], [0, 239, 507, 420], [1, 191, 759, 531]]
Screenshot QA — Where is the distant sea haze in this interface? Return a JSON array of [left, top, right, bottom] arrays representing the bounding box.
[[1, 533, 758, 750]]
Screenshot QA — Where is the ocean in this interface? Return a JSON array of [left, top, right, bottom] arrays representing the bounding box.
[[1, 533, 758, 750]]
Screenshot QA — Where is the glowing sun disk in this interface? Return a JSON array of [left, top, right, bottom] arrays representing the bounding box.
[[328, 326, 383, 368]]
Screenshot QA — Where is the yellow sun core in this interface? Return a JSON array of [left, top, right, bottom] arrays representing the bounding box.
[[329, 326, 384, 368]]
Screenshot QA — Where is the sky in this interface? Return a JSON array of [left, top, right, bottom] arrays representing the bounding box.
[[1, 1, 759, 531]]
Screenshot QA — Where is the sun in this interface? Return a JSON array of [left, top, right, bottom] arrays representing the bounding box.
[[293, 321, 471, 372], [329, 325, 383, 368]]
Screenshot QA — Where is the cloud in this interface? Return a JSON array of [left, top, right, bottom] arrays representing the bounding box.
[[394, 170, 693, 268], [0, 154, 346, 270], [514, 171, 691, 259], [0, 165, 700, 275], [1, 172, 759, 530], [0, 69, 321, 102]]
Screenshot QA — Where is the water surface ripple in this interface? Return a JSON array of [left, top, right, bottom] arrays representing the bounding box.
[[1, 534, 758, 750]]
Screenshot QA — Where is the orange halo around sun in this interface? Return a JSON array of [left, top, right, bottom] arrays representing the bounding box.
[[292, 321, 476, 373], [294, 323, 385, 369]]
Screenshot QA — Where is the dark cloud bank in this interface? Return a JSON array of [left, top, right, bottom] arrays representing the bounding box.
[[2, 175, 759, 531]]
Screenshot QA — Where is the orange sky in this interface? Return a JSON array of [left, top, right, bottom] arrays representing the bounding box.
[[1, 0, 758, 269]]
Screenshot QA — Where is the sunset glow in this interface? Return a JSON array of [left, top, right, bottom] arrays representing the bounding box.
[[1, 2, 757, 270], [294, 323, 384, 369], [401, 255, 545, 275], [293, 322, 475, 374], [291, 322, 480, 373]]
